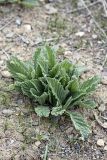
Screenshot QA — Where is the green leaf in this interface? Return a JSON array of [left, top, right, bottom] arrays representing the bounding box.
[[80, 76, 100, 93], [30, 89, 48, 104], [46, 45, 56, 69], [7, 57, 28, 81], [50, 63, 60, 77], [19, 0, 37, 7], [47, 78, 68, 104], [67, 112, 91, 138], [38, 58, 49, 76], [79, 100, 96, 109], [35, 106, 50, 117], [66, 76, 79, 92], [21, 79, 42, 97], [51, 106, 65, 116], [63, 96, 72, 109], [61, 59, 73, 72], [33, 48, 41, 69]]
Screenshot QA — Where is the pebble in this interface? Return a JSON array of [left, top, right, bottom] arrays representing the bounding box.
[[98, 104, 106, 112], [0, 60, 4, 66], [103, 122, 107, 129], [1, 70, 11, 78], [75, 31, 85, 37], [16, 18, 22, 26], [66, 127, 73, 134], [6, 32, 14, 38], [104, 145, 107, 151], [35, 141, 41, 147], [64, 51, 72, 56], [92, 34, 98, 39], [2, 109, 14, 116], [97, 139, 105, 147], [45, 4, 58, 14], [24, 24, 32, 32], [101, 76, 107, 85], [21, 36, 29, 44]]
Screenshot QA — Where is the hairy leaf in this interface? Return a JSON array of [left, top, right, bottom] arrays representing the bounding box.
[[51, 106, 65, 116], [68, 112, 91, 138], [30, 89, 48, 104], [46, 45, 56, 69], [7, 57, 28, 81], [79, 100, 96, 109], [80, 76, 100, 93], [35, 106, 50, 117], [47, 78, 68, 104]]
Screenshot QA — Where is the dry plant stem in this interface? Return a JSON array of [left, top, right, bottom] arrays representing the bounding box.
[[68, 0, 100, 13], [2, 49, 10, 60], [100, 0, 107, 16], [81, 0, 107, 40], [0, 17, 14, 31], [81, 0, 107, 67]]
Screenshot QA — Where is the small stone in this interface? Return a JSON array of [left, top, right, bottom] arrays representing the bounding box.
[[10, 139, 14, 144], [66, 127, 73, 134], [35, 141, 41, 147], [0, 60, 4, 66], [2, 109, 14, 116], [75, 32, 85, 37], [97, 139, 105, 147], [101, 76, 107, 85], [1, 70, 11, 78], [45, 4, 58, 14], [104, 145, 107, 151], [92, 34, 98, 39], [6, 32, 14, 38], [21, 36, 29, 44], [24, 24, 32, 32], [103, 122, 107, 129], [16, 18, 22, 26], [98, 104, 106, 112], [64, 51, 72, 56]]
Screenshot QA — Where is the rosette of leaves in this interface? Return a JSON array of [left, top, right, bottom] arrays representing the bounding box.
[[7, 45, 100, 139], [0, 0, 37, 7]]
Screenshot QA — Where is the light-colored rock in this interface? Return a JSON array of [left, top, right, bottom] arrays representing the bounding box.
[[92, 34, 98, 39], [101, 76, 107, 85], [21, 36, 29, 44], [64, 51, 72, 56], [75, 31, 85, 37], [45, 4, 58, 14], [66, 127, 73, 134], [16, 18, 21, 26], [0, 60, 4, 66], [103, 122, 107, 129], [35, 141, 41, 147], [24, 24, 32, 32], [2, 109, 14, 116], [97, 139, 105, 147], [98, 104, 106, 112], [104, 145, 107, 151], [1, 70, 11, 78], [6, 32, 14, 38]]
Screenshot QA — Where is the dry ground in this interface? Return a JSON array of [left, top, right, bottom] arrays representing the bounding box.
[[0, 0, 107, 159]]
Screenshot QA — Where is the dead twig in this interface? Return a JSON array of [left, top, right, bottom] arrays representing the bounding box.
[[100, 0, 107, 16], [1, 49, 10, 60], [68, 0, 100, 13], [81, 0, 107, 40], [0, 17, 14, 31]]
